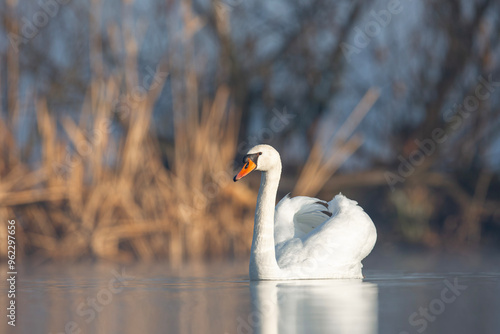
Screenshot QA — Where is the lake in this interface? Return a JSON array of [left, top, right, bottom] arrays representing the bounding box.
[[1, 249, 499, 334]]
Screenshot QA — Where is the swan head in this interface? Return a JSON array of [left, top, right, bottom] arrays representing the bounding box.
[[233, 144, 281, 181]]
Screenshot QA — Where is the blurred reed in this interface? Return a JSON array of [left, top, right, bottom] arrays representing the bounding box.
[[0, 0, 256, 262], [293, 88, 379, 197], [0, 71, 258, 262], [1, 0, 497, 261]]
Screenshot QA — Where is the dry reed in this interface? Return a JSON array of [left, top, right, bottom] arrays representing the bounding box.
[[293, 88, 379, 197], [0, 78, 257, 262], [0, 0, 257, 262]]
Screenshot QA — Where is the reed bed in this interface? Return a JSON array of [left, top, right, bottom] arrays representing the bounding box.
[[2, 1, 496, 262], [0, 1, 259, 262], [0, 77, 259, 262], [293, 88, 379, 197]]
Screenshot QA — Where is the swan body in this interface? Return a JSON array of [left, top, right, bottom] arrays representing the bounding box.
[[234, 144, 377, 280]]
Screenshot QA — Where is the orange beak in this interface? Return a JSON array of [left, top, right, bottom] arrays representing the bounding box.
[[234, 159, 257, 182]]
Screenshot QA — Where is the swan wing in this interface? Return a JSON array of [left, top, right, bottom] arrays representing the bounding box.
[[274, 194, 333, 245], [302, 193, 376, 264], [276, 193, 377, 276]]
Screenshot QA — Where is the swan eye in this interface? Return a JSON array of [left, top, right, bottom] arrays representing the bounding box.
[[243, 153, 261, 166]]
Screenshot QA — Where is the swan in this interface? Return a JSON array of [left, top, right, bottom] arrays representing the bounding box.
[[233, 144, 377, 280]]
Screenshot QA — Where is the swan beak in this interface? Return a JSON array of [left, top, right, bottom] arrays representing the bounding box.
[[234, 159, 257, 182]]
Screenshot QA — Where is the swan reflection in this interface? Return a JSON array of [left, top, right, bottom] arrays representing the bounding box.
[[248, 279, 378, 334]]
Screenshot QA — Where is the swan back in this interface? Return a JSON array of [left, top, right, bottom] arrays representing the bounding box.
[[274, 193, 377, 279], [274, 194, 333, 244]]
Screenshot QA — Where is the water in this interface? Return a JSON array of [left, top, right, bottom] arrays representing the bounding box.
[[1, 251, 499, 334]]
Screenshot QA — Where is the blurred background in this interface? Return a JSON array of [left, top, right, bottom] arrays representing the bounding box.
[[1, 0, 499, 263]]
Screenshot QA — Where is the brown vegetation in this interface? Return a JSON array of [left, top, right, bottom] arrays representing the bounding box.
[[0, 1, 257, 262], [0, 71, 260, 262], [1, 0, 499, 262]]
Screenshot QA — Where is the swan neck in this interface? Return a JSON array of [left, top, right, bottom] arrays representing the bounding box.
[[250, 167, 281, 279]]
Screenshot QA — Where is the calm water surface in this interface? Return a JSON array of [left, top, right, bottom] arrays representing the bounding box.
[[1, 251, 499, 334]]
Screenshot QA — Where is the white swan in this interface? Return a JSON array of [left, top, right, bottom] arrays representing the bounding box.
[[233, 144, 377, 280]]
